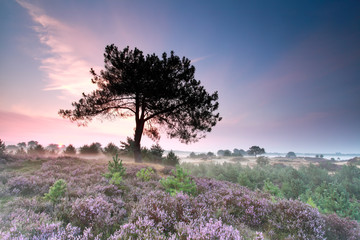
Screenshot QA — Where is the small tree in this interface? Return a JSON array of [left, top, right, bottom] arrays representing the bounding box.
[[27, 140, 38, 149], [104, 142, 120, 156], [59, 45, 221, 162], [120, 137, 135, 156], [28, 144, 45, 155], [163, 150, 180, 166], [160, 166, 197, 196], [149, 143, 164, 162], [103, 154, 126, 185], [46, 144, 60, 155], [256, 156, 270, 166], [286, 151, 296, 158], [247, 146, 265, 157], [79, 142, 101, 155], [207, 152, 215, 157], [17, 142, 26, 150], [217, 150, 225, 156], [223, 149, 232, 157], [44, 179, 67, 204], [64, 144, 76, 155]]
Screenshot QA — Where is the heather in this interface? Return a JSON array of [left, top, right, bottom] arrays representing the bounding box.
[[0, 155, 359, 239], [182, 161, 360, 221]]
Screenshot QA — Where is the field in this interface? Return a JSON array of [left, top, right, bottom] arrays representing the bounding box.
[[0, 154, 359, 239]]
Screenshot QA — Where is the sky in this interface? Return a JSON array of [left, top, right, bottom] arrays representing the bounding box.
[[0, 0, 359, 154]]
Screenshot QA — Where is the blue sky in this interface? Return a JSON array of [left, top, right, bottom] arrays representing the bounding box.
[[0, 0, 359, 153]]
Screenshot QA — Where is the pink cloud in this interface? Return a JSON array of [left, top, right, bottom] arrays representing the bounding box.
[[16, 0, 101, 97]]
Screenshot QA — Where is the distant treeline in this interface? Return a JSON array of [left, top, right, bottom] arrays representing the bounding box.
[[0, 138, 180, 166]]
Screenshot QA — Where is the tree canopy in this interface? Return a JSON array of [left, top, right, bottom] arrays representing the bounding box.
[[247, 146, 265, 157], [59, 45, 221, 162]]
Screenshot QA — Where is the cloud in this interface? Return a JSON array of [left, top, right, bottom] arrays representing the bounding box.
[[16, 0, 100, 96], [191, 55, 211, 63]]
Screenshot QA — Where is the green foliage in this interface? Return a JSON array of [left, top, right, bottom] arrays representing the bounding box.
[[103, 142, 120, 156], [28, 144, 46, 155], [136, 167, 155, 181], [160, 166, 197, 196], [263, 179, 283, 198], [44, 179, 67, 204], [256, 156, 269, 166], [0, 139, 5, 155], [286, 151, 296, 158], [103, 154, 126, 185], [120, 137, 135, 156], [63, 144, 76, 155], [306, 197, 318, 209], [79, 142, 101, 155], [183, 160, 360, 221], [247, 146, 265, 157], [162, 151, 180, 166], [150, 144, 164, 160]]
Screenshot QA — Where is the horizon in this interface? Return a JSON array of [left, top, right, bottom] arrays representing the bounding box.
[[1, 1, 359, 154]]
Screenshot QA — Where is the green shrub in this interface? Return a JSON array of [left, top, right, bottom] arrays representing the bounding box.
[[256, 156, 269, 166], [160, 166, 197, 196], [136, 167, 155, 181], [162, 151, 180, 166], [103, 142, 120, 156], [263, 179, 283, 198], [103, 154, 126, 185], [44, 179, 67, 204]]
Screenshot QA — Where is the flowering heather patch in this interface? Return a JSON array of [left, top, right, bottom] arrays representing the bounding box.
[[323, 213, 360, 240], [175, 217, 243, 240], [194, 177, 272, 228], [109, 216, 168, 240], [7, 175, 52, 196], [130, 191, 202, 233], [268, 199, 325, 239], [1, 156, 359, 239], [71, 194, 127, 235]]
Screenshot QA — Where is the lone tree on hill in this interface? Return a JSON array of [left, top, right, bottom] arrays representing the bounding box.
[[247, 146, 265, 157], [59, 45, 221, 162]]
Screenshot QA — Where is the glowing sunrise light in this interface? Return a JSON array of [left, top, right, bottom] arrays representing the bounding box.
[[57, 143, 65, 149]]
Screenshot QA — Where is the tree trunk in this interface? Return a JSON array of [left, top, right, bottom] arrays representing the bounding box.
[[134, 120, 144, 163]]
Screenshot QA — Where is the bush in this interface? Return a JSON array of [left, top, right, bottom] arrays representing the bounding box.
[[71, 194, 126, 236], [162, 150, 180, 166], [160, 166, 197, 196], [28, 144, 46, 156], [286, 151, 296, 158], [44, 179, 67, 204], [104, 142, 120, 156], [79, 142, 101, 155], [149, 144, 164, 161], [263, 179, 283, 198], [323, 213, 360, 240], [136, 167, 155, 182], [63, 144, 76, 155], [256, 156, 270, 166], [268, 199, 325, 239], [103, 154, 126, 185]]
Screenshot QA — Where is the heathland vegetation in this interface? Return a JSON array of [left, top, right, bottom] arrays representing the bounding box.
[[1, 45, 359, 239], [0, 138, 360, 239]]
